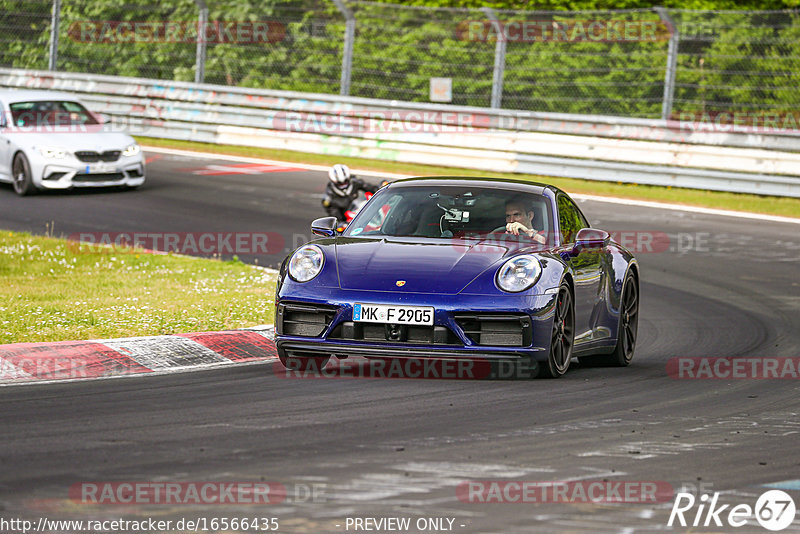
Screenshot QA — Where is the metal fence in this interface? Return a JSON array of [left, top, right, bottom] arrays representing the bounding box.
[[1, 1, 799, 121], [4, 67, 800, 197]]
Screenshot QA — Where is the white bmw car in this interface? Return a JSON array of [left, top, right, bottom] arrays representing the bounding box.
[[0, 90, 145, 196]]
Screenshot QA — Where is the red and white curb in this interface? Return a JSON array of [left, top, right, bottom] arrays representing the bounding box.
[[0, 326, 276, 385]]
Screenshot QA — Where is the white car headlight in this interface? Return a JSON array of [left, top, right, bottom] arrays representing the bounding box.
[[38, 146, 67, 159], [288, 245, 325, 282], [122, 144, 141, 157], [496, 255, 542, 293]]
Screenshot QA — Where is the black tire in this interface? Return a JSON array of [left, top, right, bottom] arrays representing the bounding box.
[[540, 283, 575, 378], [591, 271, 639, 367], [279, 353, 330, 373], [12, 153, 36, 196]]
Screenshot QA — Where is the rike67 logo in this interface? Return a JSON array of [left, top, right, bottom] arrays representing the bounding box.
[[668, 490, 796, 531]]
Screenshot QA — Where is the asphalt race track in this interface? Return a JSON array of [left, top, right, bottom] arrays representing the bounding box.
[[1, 150, 799, 533], [0, 151, 325, 268]]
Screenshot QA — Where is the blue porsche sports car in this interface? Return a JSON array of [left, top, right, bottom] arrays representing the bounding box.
[[274, 176, 639, 378]]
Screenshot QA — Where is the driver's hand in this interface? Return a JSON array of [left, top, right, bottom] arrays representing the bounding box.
[[506, 222, 528, 236], [507, 222, 546, 244]]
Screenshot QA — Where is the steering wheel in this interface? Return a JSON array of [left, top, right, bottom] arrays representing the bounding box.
[[489, 225, 508, 235]]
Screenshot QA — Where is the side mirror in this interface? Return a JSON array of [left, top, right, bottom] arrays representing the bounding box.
[[311, 216, 338, 237], [573, 228, 609, 253]]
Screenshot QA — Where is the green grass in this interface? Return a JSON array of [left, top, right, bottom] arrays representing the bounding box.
[[0, 231, 276, 344], [138, 136, 800, 219]]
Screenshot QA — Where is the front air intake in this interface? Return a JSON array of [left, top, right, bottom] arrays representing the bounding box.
[[454, 314, 532, 347], [277, 302, 337, 337], [328, 322, 459, 345]]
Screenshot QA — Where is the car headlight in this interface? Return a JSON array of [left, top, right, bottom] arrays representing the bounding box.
[[496, 255, 542, 293], [122, 144, 141, 157], [288, 245, 325, 282], [38, 146, 67, 159]]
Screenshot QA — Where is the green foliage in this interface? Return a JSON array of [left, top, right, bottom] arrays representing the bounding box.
[[671, 11, 800, 116], [367, 0, 800, 9], [1, 0, 799, 118], [0, 1, 52, 70]]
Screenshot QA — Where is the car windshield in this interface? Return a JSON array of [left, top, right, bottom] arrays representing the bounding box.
[[9, 100, 99, 127], [344, 185, 553, 246]]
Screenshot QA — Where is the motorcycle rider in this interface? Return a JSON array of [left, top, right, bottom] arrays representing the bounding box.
[[322, 164, 380, 221]]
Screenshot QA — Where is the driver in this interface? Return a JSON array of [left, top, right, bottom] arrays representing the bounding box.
[[505, 198, 546, 244], [321, 163, 379, 221]]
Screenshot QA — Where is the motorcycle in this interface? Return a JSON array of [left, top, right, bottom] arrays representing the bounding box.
[[328, 191, 373, 233], [325, 179, 390, 233], [344, 191, 373, 223]]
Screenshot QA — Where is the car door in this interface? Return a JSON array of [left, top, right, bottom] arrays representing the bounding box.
[[557, 194, 603, 345], [0, 100, 10, 181]]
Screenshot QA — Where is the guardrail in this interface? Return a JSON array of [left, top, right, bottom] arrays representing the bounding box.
[[2, 68, 800, 197]]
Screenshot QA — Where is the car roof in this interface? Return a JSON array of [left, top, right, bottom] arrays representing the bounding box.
[[0, 89, 83, 103], [388, 175, 556, 196]]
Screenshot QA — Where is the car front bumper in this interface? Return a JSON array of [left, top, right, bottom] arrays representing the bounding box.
[[274, 288, 559, 363], [32, 156, 145, 189]]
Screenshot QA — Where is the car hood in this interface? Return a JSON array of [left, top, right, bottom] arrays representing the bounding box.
[[334, 237, 518, 294], [5, 131, 136, 152]]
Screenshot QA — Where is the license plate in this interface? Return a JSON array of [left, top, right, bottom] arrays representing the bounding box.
[[353, 303, 434, 325], [86, 163, 114, 173]]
